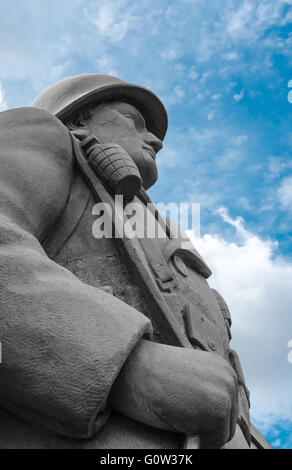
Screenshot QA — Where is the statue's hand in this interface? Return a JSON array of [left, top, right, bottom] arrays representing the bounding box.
[[109, 339, 238, 449]]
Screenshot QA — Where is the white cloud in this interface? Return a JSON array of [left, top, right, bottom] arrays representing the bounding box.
[[200, 71, 212, 83], [187, 207, 292, 428], [174, 63, 187, 73], [207, 110, 216, 120], [225, 0, 292, 42], [173, 0, 292, 68], [238, 196, 251, 210], [50, 61, 71, 81], [161, 42, 182, 61], [196, 93, 205, 101], [188, 126, 219, 146], [174, 85, 185, 98], [278, 176, 292, 211], [266, 157, 292, 180], [233, 89, 244, 102], [157, 144, 180, 168], [188, 68, 199, 80], [95, 54, 119, 77], [211, 93, 222, 101], [179, 0, 203, 3], [222, 51, 239, 61], [164, 84, 186, 106], [226, 1, 255, 40], [0, 83, 8, 111], [232, 134, 249, 145], [85, 0, 140, 44], [272, 438, 281, 447]]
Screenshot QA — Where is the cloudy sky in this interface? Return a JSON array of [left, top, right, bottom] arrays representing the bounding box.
[[1, 0, 292, 449]]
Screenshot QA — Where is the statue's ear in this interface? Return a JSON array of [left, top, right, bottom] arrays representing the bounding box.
[[66, 118, 89, 140]]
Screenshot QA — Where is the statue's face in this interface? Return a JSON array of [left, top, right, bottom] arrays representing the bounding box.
[[86, 101, 163, 189]]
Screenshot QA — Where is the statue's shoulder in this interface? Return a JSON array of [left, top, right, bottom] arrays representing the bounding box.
[[0, 108, 74, 236], [0, 107, 73, 166], [0, 108, 73, 229]]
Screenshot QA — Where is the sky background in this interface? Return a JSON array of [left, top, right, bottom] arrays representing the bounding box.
[[0, 0, 292, 449]]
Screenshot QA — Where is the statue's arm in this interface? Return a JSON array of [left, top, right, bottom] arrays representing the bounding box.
[[0, 108, 151, 438]]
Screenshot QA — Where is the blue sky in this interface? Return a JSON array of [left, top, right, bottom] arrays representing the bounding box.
[[1, 0, 292, 449]]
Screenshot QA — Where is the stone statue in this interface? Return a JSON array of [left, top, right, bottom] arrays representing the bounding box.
[[0, 74, 271, 449]]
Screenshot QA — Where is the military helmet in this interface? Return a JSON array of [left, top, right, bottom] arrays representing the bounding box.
[[30, 74, 168, 140]]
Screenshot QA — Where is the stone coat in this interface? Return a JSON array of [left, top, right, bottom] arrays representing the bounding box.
[[0, 107, 249, 448]]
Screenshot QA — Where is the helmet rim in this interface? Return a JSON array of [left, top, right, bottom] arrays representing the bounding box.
[[30, 74, 168, 140]]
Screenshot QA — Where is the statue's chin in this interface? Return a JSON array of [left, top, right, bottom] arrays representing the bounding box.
[[143, 168, 158, 190]]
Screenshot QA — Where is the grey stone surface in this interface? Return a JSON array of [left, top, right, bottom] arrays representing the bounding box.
[[0, 74, 270, 449]]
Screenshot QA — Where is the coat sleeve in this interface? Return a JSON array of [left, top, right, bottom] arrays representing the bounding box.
[[0, 108, 152, 438]]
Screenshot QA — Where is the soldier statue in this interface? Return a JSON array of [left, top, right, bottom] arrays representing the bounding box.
[[0, 74, 271, 449]]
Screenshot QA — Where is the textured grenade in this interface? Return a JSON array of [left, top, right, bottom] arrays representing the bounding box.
[[78, 134, 142, 200]]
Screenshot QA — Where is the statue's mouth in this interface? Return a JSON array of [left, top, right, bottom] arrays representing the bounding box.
[[143, 146, 156, 161]]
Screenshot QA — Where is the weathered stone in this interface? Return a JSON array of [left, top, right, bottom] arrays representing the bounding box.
[[0, 74, 271, 449]]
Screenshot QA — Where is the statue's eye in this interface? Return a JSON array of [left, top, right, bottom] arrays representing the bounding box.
[[124, 114, 146, 130], [124, 115, 138, 127], [124, 115, 135, 121]]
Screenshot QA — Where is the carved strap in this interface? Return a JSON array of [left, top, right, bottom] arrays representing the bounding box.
[[70, 132, 192, 349], [71, 133, 204, 449]]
